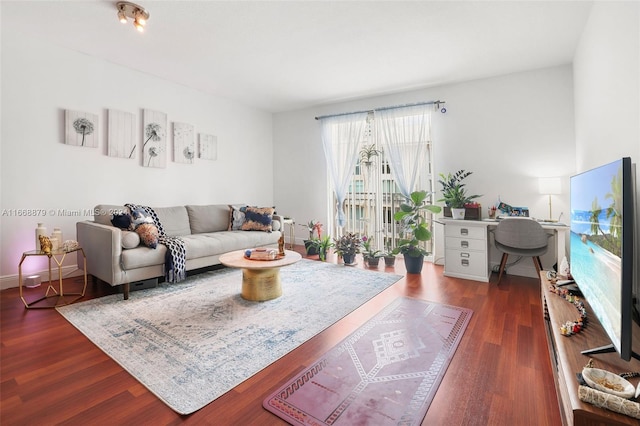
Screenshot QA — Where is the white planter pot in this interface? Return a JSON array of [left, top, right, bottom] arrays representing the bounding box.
[[451, 208, 466, 220]]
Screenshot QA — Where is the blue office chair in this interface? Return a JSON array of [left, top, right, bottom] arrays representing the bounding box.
[[493, 218, 550, 284]]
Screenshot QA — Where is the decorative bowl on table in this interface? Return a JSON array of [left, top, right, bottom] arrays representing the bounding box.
[[582, 367, 635, 399]]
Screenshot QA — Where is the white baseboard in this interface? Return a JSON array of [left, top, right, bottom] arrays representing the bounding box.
[[1, 266, 85, 291]]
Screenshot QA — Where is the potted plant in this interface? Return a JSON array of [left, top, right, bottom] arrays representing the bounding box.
[[361, 235, 382, 267], [359, 144, 381, 167], [383, 240, 396, 267], [301, 220, 322, 255], [392, 190, 442, 274], [333, 232, 362, 265], [437, 170, 481, 220]]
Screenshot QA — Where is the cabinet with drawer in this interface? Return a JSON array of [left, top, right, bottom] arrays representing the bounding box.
[[442, 220, 490, 282]]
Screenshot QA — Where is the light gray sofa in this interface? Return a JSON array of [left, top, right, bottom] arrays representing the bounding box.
[[76, 204, 282, 299]]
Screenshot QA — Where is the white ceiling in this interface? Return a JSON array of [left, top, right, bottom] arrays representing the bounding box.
[[1, 1, 594, 112]]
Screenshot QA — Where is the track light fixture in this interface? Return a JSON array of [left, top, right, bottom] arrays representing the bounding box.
[[116, 1, 149, 32]]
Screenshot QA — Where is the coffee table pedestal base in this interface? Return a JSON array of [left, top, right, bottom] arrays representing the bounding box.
[[241, 268, 282, 301]]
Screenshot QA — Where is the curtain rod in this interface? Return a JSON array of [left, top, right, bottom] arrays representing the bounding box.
[[314, 100, 446, 120]]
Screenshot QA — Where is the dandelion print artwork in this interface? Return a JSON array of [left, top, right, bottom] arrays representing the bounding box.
[[199, 133, 218, 160], [108, 109, 136, 158], [65, 110, 98, 147], [173, 122, 195, 164], [142, 109, 167, 168]]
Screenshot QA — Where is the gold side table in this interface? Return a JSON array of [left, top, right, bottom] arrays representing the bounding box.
[[18, 247, 88, 309], [281, 218, 295, 249]]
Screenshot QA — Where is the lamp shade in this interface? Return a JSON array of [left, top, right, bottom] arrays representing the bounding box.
[[538, 177, 562, 195]]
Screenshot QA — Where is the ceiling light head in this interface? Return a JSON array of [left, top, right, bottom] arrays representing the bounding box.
[[116, 2, 149, 32]]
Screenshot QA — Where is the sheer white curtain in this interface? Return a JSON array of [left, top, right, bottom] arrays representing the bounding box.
[[320, 113, 368, 229], [375, 105, 432, 198]]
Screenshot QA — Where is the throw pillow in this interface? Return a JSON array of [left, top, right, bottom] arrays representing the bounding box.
[[228, 204, 248, 231], [135, 223, 159, 248], [111, 212, 132, 229], [121, 231, 141, 249], [241, 206, 275, 232]]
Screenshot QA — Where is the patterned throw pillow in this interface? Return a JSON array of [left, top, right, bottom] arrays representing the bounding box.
[[111, 212, 132, 229], [228, 205, 248, 231], [241, 206, 275, 232], [135, 223, 159, 248]]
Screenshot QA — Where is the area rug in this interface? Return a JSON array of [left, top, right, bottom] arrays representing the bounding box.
[[56, 259, 401, 415], [263, 297, 473, 425]]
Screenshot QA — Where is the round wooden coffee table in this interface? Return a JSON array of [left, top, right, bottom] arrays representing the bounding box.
[[219, 249, 302, 301]]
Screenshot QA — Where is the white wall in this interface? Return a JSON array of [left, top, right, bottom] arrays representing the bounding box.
[[0, 35, 274, 286], [274, 65, 576, 276], [573, 2, 640, 304]]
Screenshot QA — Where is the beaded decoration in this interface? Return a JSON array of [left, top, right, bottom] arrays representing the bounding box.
[[549, 284, 587, 336]]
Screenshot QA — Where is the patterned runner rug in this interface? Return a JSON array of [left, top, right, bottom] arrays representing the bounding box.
[[263, 297, 473, 425], [56, 259, 401, 414]]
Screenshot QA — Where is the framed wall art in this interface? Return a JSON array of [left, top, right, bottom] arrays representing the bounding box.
[[108, 109, 136, 158], [173, 122, 195, 164], [142, 109, 167, 168], [65, 110, 98, 147], [199, 133, 218, 161]]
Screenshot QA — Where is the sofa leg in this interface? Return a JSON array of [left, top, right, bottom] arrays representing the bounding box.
[[123, 283, 130, 300]]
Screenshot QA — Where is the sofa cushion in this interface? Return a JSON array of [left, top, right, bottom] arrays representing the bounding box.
[[94, 204, 130, 226], [182, 230, 281, 259], [186, 205, 230, 234], [241, 206, 275, 232], [228, 204, 247, 230], [121, 231, 140, 249], [136, 223, 159, 248], [153, 206, 191, 237]]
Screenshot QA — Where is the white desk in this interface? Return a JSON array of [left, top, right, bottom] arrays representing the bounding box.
[[441, 218, 569, 282]]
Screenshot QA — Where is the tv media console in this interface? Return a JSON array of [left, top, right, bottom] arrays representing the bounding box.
[[540, 272, 640, 425]]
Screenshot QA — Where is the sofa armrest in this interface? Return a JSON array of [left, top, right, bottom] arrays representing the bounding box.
[[272, 214, 283, 232], [76, 220, 125, 286]]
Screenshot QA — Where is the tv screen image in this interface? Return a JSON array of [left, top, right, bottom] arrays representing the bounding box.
[[570, 157, 637, 361]]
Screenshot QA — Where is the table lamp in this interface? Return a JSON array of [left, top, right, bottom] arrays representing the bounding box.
[[538, 177, 562, 221]]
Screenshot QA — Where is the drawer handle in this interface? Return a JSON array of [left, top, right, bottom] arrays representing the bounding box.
[[460, 252, 470, 258], [460, 228, 469, 236], [461, 241, 469, 248], [461, 259, 469, 266]]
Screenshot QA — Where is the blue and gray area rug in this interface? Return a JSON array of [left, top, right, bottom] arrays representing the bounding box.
[[56, 259, 401, 414]]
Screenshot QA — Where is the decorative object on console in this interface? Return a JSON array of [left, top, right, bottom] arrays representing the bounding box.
[[62, 240, 79, 252], [35, 222, 47, 251], [198, 133, 218, 160], [108, 109, 136, 158], [116, 1, 149, 32], [39, 235, 52, 254], [142, 109, 167, 168], [538, 176, 562, 222], [65, 110, 98, 147], [173, 122, 195, 164]]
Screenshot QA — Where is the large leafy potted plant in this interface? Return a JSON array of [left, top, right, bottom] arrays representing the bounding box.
[[333, 232, 362, 265], [437, 170, 481, 220], [392, 190, 442, 274]]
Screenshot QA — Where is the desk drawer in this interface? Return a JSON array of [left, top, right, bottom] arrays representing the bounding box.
[[445, 236, 486, 252], [446, 224, 485, 240], [445, 249, 487, 277]]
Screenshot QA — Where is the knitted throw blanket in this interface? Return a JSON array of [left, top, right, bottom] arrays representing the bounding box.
[[126, 204, 187, 284]]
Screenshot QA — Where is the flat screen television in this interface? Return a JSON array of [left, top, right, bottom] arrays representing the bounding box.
[[570, 157, 638, 361]]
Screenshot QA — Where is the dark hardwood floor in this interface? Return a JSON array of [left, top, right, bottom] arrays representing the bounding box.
[[1, 247, 561, 425]]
